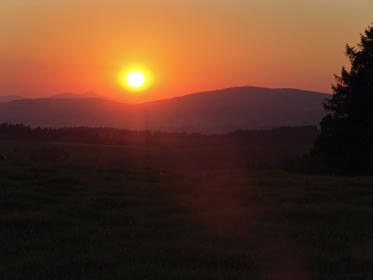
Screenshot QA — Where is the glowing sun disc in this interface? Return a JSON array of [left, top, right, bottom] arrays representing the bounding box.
[[127, 71, 145, 88], [118, 65, 153, 92]]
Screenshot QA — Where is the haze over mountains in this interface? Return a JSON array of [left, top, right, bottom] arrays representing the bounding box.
[[0, 95, 24, 103], [49, 91, 101, 100], [0, 87, 327, 133]]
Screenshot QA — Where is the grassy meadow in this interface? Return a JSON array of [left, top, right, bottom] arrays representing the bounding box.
[[0, 138, 372, 279]]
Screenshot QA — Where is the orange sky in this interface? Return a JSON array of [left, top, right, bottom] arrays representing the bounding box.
[[1, 0, 372, 102]]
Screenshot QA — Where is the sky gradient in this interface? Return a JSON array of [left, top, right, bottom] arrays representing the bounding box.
[[1, 0, 372, 102]]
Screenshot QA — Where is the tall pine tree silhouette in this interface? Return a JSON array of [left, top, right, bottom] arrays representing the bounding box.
[[313, 25, 373, 174]]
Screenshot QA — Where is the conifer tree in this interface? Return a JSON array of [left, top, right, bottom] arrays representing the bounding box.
[[313, 25, 373, 174]]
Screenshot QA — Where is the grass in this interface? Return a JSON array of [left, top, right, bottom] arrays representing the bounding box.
[[0, 140, 372, 279]]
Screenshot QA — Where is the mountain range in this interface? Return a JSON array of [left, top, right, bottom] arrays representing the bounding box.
[[0, 86, 328, 133]]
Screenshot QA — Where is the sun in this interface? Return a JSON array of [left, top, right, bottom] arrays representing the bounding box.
[[127, 71, 145, 88], [118, 65, 153, 92]]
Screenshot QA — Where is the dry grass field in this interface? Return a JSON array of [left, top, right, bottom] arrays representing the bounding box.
[[0, 139, 372, 279]]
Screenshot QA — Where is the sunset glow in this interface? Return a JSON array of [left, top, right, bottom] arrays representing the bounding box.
[[1, 1, 372, 102]]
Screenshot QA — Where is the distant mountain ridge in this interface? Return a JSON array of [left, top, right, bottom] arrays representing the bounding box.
[[0, 86, 328, 133], [49, 91, 101, 99], [0, 95, 24, 103], [0, 91, 102, 102]]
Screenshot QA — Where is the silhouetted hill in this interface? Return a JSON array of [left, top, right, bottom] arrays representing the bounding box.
[[0, 98, 132, 128], [139, 87, 327, 132], [0, 87, 327, 133]]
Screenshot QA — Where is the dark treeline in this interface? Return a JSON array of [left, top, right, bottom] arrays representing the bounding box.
[[0, 123, 318, 170], [0, 123, 318, 147]]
